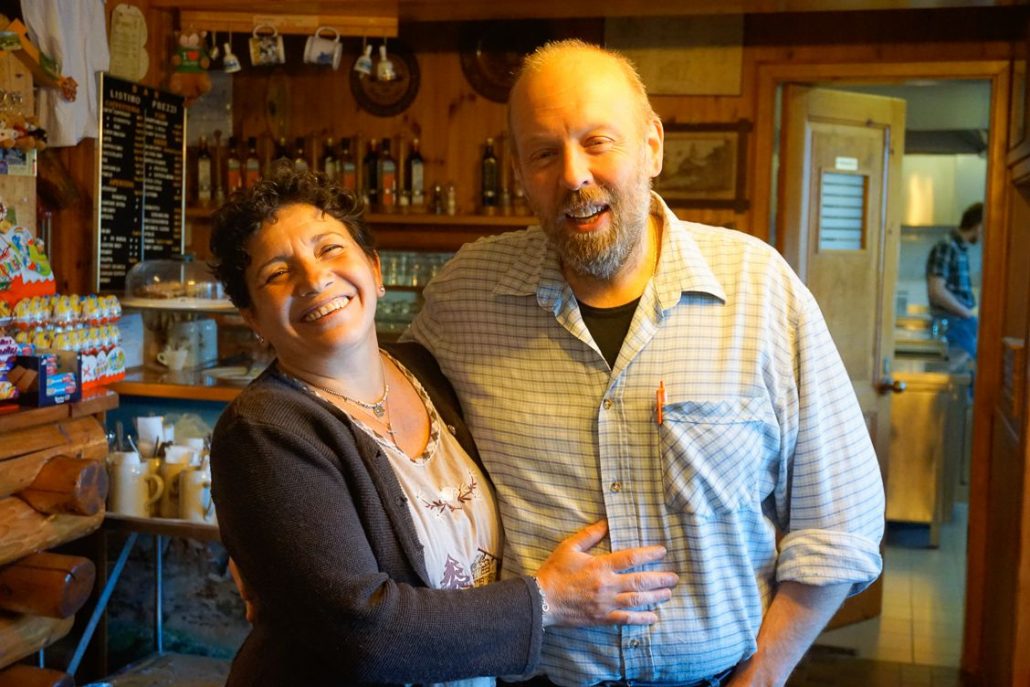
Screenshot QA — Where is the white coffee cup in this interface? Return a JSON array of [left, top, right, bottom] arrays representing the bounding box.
[[179, 468, 215, 523], [109, 462, 164, 518], [157, 347, 189, 371], [304, 26, 342, 70], [136, 416, 164, 447]]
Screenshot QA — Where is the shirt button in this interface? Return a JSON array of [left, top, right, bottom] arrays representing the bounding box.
[[610, 481, 622, 493], [602, 399, 613, 410], [629, 638, 641, 648]]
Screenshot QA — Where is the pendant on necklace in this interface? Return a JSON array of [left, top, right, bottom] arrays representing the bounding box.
[[372, 404, 385, 418]]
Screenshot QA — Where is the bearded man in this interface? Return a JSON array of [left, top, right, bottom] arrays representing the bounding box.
[[407, 40, 884, 687]]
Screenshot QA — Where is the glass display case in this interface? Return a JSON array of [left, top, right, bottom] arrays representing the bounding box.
[[121, 258, 232, 311], [118, 258, 251, 373]]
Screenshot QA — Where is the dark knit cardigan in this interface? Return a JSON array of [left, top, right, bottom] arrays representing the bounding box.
[[210, 342, 545, 686]]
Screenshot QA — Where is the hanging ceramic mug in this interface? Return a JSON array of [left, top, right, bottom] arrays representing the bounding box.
[[353, 44, 373, 76], [223, 41, 242, 73], [304, 26, 342, 70], [249, 25, 285, 67], [376, 43, 396, 81]]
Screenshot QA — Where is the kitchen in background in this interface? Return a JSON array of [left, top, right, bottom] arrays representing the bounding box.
[[815, 79, 989, 667]]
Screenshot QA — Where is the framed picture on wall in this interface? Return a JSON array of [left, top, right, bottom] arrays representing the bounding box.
[[654, 119, 751, 211]]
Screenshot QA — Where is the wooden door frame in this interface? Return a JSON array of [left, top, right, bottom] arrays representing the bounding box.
[[755, 59, 1011, 681]]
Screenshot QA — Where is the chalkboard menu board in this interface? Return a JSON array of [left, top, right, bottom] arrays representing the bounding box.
[[95, 74, 186, 292]]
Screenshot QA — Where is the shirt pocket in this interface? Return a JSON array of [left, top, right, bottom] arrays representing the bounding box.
[[658, 396, 769, 520]]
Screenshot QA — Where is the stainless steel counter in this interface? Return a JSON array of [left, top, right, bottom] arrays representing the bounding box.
[[886, 355, 972, 546]]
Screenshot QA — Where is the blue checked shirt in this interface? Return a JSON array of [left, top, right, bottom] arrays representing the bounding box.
[[407, 194, 885, 687], [926, 231, 976, 313]]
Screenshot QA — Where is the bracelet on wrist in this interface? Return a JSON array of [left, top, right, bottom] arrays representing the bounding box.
[[533, 576, 552, 627]]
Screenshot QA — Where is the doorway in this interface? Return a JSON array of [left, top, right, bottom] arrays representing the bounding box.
[[757, 60, 1009, 678], [812, 79, 987, 668]]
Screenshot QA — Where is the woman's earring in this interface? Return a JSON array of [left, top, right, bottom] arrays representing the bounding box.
[[377, 284, 386, 295], [255, 332, 266, 345]]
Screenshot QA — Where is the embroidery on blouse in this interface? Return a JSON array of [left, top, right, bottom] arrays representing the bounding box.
[[471, 549, 499, 587], [417, 470, 479, 517], [440, 554, 473, 589]]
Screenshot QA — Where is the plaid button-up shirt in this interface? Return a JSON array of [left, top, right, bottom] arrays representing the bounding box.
[[926, 231, 975, 311], [407, 195, 885, 687]]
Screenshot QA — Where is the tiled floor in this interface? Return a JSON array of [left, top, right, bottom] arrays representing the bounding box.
[[814, 503, 968, 668]]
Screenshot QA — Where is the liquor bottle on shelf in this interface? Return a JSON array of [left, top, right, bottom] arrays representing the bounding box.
[[446, 181, 457, 216], [270, 136, 290, 175], [397, 137, 409, 209], [321, 137, 338, 182], [481, 137, 499, 213], [244, 137, 261, 188], [213, 130, 225, 205], [339, 137, 357, 193], [196, 136, 212, 207], [363, 138, 380, 208], [226, 136, 243, 194], [294, 137, 309, 172], [379, 138, 397, 211], [406, 137, 425, 209]]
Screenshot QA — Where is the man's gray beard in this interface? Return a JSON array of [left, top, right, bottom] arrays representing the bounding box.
[[536, 178, 652, 282]]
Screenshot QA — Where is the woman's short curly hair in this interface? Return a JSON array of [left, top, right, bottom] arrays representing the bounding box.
[[209, 162, 374, 309]]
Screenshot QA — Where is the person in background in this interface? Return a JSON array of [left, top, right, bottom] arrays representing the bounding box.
[[407, 39, 885, 687], [926, 201, 983, 360], [207, 165, 678, 686]]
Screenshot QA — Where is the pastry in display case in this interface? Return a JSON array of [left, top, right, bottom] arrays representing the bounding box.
[[120, 258, 233, 311], [119, 258, 240, 371]]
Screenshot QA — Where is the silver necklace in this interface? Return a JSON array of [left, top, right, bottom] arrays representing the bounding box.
[[305, 366, 389, 418], [286, 360, 399, 446]]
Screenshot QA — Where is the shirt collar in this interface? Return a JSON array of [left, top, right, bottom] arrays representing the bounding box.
[[950, 230, 970, 252], [493, 191, 727, 309]]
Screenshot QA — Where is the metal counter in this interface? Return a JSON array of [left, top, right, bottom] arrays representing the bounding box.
[[886, 356, 972, 546]]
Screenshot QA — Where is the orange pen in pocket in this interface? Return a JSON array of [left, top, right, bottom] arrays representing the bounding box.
[[656, 380, 665, 425]]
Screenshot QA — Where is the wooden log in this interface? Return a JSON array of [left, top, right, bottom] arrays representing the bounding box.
[[0, 417, 108, 499], [0, 664, 74, 687], [18, 457, 108, 516], [0, 553, 95, 618], [0, 497, 103, 567], [0, 614, 73, 671]]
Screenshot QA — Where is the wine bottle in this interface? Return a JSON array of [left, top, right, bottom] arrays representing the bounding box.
[[363, 138, 380, 207], [226, 136, 243, 194], [379, 138, 397, 210], [481, 137, 499, 212], [244, 137, 261, 188], [322, 137, 338, 182], [196, 136, 212, 207], [294, 137, 309, 172], [339, 137, 357, 193], [406, 137, 425, 208]]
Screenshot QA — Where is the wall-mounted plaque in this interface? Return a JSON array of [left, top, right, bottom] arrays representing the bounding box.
[[95, 74, 186, 293]]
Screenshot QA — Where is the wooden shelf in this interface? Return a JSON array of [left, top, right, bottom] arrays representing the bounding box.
[[173, 3, 398, 38], [185, 206, 533, 252], [104, 512, 220, 542], [0, 390, 118, 435], [110, 368, 244, 403]]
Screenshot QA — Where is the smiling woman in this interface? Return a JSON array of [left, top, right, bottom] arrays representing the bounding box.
[[203, 165, 680, 686]]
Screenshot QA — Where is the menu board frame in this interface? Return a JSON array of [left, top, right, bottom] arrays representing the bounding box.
[[95, 73, 187, 293]]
